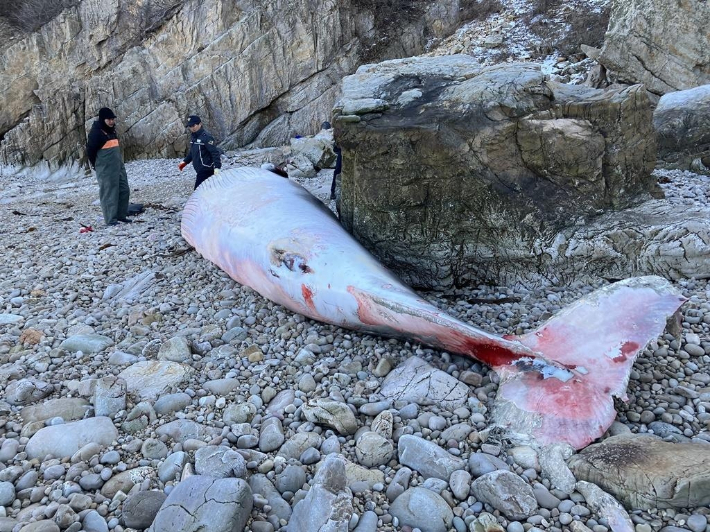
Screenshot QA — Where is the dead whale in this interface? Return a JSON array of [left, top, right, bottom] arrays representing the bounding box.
[[181, 168, 685, 449]]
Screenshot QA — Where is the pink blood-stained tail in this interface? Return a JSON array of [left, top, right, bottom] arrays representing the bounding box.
[[346, 278, 685, 449], [493, 277, 686, 449], [181, 168, 686, 449]]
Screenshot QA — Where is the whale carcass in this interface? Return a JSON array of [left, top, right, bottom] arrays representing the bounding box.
[[181, 168, 685, 449]]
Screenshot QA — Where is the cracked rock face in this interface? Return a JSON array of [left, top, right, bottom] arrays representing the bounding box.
[[379, 356, 469, 410], [148, 475, 252, 532], [599, 0, 710, 95]]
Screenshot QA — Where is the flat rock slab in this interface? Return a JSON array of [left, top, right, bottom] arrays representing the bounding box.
[[25, 417, 117, 459], [380, 357, 468, 410], [21, 398, 91, 424], [59, 334, 114, 353], [0, 314, 23, 325], [118, 361, 193, 401], [398, 435, 465, 480], [149, 475, 252, 532], [568, 434, 710, 509], [156, 420, 220, 443]]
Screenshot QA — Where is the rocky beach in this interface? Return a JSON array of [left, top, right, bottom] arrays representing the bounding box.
[[0, 156, 709, 532]]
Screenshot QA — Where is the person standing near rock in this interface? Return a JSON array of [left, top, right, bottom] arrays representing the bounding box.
[[178, 115, 222, 190], [321, 121, 342, 204], [330, 143, 342, 201], [86, 107, 131, 226]]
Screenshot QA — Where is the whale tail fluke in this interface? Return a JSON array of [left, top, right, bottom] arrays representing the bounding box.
[[492, 276, 685, 449]]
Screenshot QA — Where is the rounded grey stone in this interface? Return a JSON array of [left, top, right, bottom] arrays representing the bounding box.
[[275, 465, 307, 494], [142, 438, 169, 460], [687, 514, 708, 532], [0, 481, 15, 506], [471, 470, 538, 521], [122, 491, 167, 529], [389, 487, 454, 532], [195, 446, 247, 478], [42, 464, 66, 480], [355, 431, 394, 467], [82, 510, 109, 532], [299, 446, 321, 465], [154, 393, 192, 415], [468, 452, 510, 477]]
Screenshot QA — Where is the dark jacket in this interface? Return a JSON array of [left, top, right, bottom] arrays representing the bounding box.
[[184, 128, 222, 173], [86, 120, 118, 169]]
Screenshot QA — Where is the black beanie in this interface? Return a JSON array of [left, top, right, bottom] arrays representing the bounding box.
[[99, 107, 117, 120]]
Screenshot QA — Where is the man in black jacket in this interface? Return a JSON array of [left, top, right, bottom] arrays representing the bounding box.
[[86, 107, 131, 226], [178, 115, 222, 189]]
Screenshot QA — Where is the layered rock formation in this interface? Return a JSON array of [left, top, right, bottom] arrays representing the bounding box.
[[0, 0, 467, 169], [599, 0, 710, 95], [654, 85, 710, 172], [333, 56, 706, 288]]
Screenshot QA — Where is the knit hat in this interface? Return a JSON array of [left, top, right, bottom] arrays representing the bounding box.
[[99, 107, 117, 120], [186, 115, 201, 127]]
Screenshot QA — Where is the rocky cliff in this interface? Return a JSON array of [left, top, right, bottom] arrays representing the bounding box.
[[599, 0, 710, 95], [0, 0, 468, 170]]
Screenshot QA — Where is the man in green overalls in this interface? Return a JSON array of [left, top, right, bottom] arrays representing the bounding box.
[[86, 107, 131, 226]]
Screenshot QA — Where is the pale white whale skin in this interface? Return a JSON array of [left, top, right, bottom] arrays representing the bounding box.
[[182, 168, 685, 449]]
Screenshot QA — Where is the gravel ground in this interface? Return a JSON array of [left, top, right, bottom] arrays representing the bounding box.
[[0, 156, 709, 532]]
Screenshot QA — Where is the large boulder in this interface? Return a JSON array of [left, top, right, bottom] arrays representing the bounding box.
[[334, 56, 669, 288], [0, 0, 468, 170], [654, 85, 710, 172], [598, 0, 710, 95], [568, 434, 710, 509]]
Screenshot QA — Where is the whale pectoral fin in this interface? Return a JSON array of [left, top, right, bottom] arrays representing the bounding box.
[[493, 276, 686, 449]]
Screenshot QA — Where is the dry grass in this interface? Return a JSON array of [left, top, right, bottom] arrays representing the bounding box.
[[354, 0, 503, 63], [460, 0, 503, 20], [526, 0, 610, 58]]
